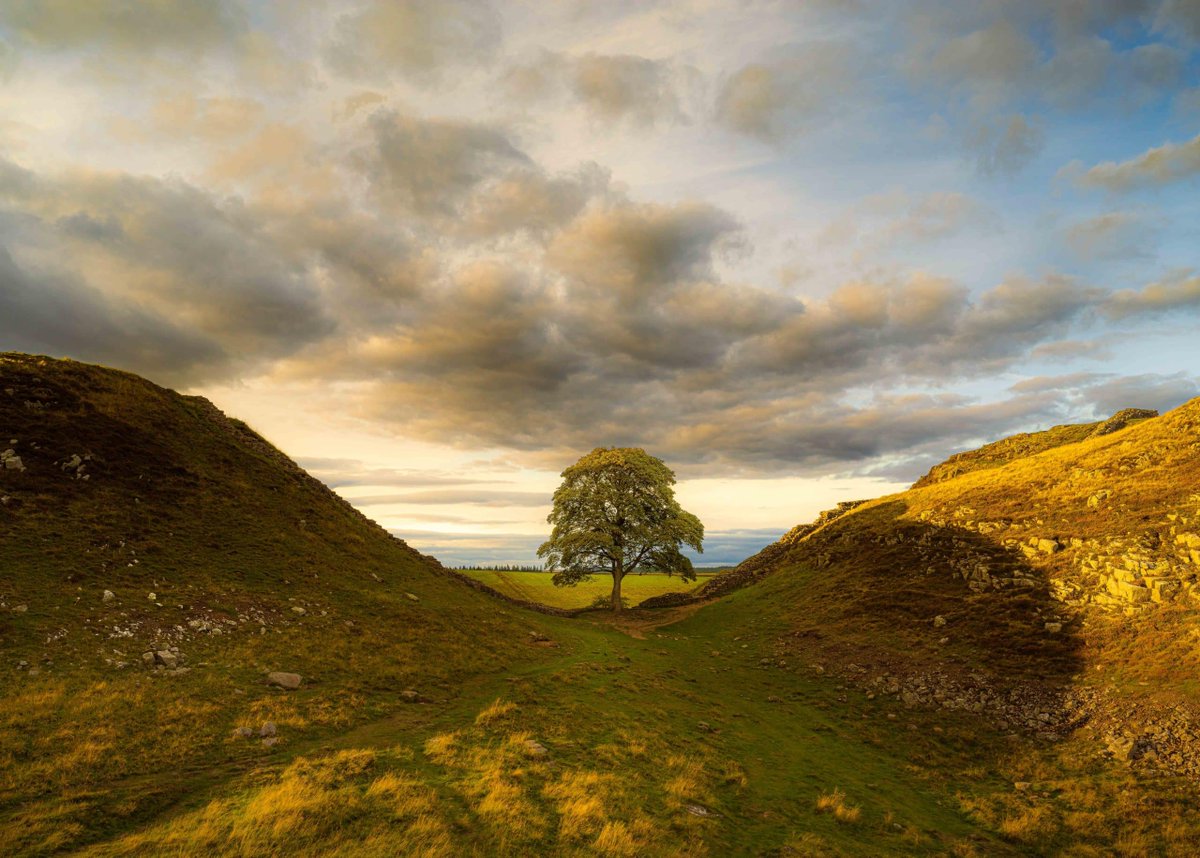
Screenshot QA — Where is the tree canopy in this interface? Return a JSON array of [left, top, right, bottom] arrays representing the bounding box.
[[537, 447, 704, 611]]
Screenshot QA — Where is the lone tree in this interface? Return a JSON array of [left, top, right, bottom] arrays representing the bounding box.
[[537, 447, 704, 612]]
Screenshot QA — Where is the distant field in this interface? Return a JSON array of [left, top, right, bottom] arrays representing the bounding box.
[[459, 568, 720, 608]]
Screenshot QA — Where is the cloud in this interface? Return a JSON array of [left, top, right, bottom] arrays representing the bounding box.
[[824, 190, 999, 250], [1081, 372, 1200, 416], [0, 157, 335, 383], [1105, 272, 1200, 317], [325, 0, 502, 80], [571, 53, 682, 125], [0, 0, 244, 52], [0, 244, 224, 383], [1065, 210, 1159, 260], [503, 51, 687, 126], [351, 490, 549, 507], [964, 113, 1044, 174], [298, 458, 493, 489], [1075, 131, 1200, 191], [714, 42, 857, 141], [356, 110, 531, 217]]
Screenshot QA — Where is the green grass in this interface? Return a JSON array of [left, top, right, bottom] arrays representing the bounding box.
[[6, 354, 1200, 856], [459, 568, 716, 608]]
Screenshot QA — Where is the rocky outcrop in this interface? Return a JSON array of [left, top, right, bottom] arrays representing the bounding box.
[[912, 408, 1159, 489]]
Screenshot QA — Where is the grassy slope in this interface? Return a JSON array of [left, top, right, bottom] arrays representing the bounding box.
[[696, 397, 1200, 853], [4, 354, 1198, 855], [910, 408, 1157, 489], [459, 569, 713, 609]]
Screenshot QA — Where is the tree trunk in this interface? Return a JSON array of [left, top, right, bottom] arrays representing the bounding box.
[[611, 568, 623, 612]]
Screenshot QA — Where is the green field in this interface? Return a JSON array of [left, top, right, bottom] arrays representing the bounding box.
[[458, 568, 718, 608]]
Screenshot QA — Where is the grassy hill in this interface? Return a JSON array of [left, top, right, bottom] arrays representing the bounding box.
[[5, 353, 1200, 856], [458, 569, 714, 609]]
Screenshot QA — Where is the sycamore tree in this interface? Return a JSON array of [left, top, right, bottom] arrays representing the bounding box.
[[537, 447, 704, 612]]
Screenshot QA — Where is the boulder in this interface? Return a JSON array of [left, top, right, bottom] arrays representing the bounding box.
[[266, 671, 302, 690], [102, 590, 115, 603], [155, 650, 177, 669], [260, 722, 277, 737], [523, 739, 549, 758], [1036, 538, 1062, 555]]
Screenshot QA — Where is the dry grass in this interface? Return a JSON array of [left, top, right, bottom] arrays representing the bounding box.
[[815, 788, 862, 824], [474, 697, 518, 726]]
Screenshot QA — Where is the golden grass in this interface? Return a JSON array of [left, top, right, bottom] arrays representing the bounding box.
[[815, 788, 861, 824], [474, 697, 517, 726]]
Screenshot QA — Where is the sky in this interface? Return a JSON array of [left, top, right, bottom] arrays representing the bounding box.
[[1, 1, 1199, 566]]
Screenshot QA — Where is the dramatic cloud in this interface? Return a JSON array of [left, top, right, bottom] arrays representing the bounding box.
[[1, 0, 1198, 545]]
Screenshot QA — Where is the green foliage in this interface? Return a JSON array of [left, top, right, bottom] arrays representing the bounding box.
[[537, 447, 704, 610]]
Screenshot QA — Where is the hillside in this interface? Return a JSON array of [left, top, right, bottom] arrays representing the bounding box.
[[911, 407, 1159, 488], [690, 395, 1200, 848], [0, 354, 562, 853], [5, 353, 1200, 856]]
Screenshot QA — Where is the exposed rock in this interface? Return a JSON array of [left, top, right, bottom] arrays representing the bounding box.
[[1089, 408, 1158, 437], [266, 671, 302, 690], [523, 739, 549, 758], [1036, 538, 1062, 555], [1, 449, 25, 471]]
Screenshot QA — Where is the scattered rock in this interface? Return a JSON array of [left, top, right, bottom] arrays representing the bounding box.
[[291, 606, 306, 615], [262, 737, 279, 748], [102, 590, 115, 603], [1, 449, 25, 471], [1036, 538, 1062, 555], [685, 804, 717, 817], [400, 689, 424, 703], [233, 727, 254, 739], [155, 650, 177, 669], [260, 722, 277, 738], [12, 604, 26, 613], [523, 739, 549, 758], [266, 671, 302, 690], [1014, 781, 1031, 791], [148, 592, 156, 601], [528, 630, 550, 643], [405, 592, 420, 602], [141, 651, 155, 665], [932, 615, 946, 628], [1044, 622, 1063, 633]]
